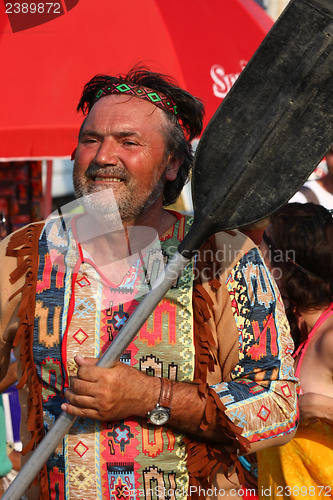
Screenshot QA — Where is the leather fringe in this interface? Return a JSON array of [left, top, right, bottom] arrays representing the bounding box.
[[6, 224, 50, 500], [185, 242, 250, 499]]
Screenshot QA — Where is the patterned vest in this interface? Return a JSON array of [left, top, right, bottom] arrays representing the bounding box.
[[33, 212, 195, 499]]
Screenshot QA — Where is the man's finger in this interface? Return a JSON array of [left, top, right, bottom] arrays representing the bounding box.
[[67, 376, 97, 396], [61, 402, 102, 420], [74, 355, 98, 366], [64, 388, 98, 409]]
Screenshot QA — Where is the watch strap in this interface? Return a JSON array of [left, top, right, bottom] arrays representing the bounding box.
[[158, 377, 173, 409]]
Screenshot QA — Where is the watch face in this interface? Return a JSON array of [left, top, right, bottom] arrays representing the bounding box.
[[149, 407, 170, 426]]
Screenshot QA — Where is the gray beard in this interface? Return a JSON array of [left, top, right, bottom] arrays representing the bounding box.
[[73, 169, 167, 225]]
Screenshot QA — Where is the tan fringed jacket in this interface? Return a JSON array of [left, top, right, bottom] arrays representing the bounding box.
[[0, 214, 298, 499]]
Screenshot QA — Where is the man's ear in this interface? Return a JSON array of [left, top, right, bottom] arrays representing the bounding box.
[[165, 156, 182, 181], [71, 148, 77, 161]]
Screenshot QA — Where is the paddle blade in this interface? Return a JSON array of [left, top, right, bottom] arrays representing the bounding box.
[[192, 0, 333, 232]]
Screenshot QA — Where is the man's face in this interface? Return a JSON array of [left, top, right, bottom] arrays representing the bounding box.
[[73, 94, 178, 224]]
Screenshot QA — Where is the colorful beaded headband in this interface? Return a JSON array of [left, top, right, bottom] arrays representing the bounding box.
[[95, 81, 178, 117]]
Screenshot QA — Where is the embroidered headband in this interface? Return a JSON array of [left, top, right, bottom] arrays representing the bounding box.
[[95, 81, 178, 118]]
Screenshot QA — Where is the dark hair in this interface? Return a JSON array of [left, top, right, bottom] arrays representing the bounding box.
[[268, 202, 333, 346], [77, 65, 205, 206]]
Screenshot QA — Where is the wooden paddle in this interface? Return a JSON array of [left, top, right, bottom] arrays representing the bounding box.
[[3, 0, 333, 498]]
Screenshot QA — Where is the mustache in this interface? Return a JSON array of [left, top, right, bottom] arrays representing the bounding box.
[[85, 163, 129, 181]]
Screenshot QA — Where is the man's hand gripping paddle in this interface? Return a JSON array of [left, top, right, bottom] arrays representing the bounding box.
[[3, 0, 333, 498]]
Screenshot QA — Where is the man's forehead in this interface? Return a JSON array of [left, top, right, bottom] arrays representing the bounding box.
[[89, 93, 163, 117], [81, 94, 165, 130]]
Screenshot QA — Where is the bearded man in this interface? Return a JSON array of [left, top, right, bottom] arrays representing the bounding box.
[[0, 66, 297, 499]]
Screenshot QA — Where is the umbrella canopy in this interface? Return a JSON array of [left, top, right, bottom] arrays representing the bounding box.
[[0, 0, 273, 159]]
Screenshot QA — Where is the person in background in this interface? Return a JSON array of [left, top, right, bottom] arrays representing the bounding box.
[[289, 146, 333, 208], [0, 66, 297, 499], [257, 202, 333, 499]]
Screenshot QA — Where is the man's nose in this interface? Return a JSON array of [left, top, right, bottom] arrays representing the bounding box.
[[94, 138, 118, 165]]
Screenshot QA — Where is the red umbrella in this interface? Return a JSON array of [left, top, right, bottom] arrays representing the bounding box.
[[0, 0, 273, 159]]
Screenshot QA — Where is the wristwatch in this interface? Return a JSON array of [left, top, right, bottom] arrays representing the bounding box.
[[147, 377, 173, 426]]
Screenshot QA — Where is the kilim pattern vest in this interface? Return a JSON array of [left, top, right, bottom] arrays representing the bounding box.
[[33, 212, 195, 500]]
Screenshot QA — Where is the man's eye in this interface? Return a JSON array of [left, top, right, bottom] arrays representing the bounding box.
[[124, 140, 138, 146], [80, 136, 98, 144]]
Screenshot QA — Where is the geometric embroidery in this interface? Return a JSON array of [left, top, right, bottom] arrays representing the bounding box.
[[119, 351, 131, 366], [67, 357, 78, 376], [229, 408, 247, 428], [69, 465, 95, 490], [223, 247, 298, 443], [108, 463, 135, 500], [76, 276, 91, 287], [95, 81, 179, 117], [72, 417, 92, 434], [74, 298, 94, 318], [249, 383, 265, 395], [281, 384, 292, 397], [73, 328, 89, 345], [74, 441, 89, 457], [35, 213, 195, 499], [111, 476, 131, 499], [109, 304, 129, 331], [258, 405, 271, 421], [107, 303, 130, 342], [109, 421, 134, 454]]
